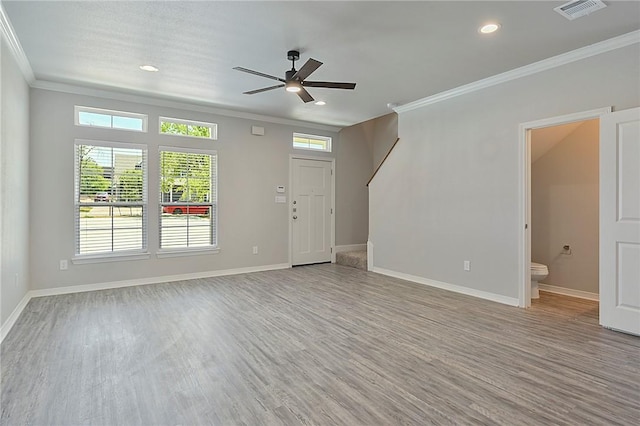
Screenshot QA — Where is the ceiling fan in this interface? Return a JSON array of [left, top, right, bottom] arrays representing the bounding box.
[[233, 50, 356, 103]]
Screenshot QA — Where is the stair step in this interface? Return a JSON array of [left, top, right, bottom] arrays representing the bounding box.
[[336, 250, 367, 271]]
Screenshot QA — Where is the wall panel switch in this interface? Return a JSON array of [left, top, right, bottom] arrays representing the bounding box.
[[464, 260, 470, 271]]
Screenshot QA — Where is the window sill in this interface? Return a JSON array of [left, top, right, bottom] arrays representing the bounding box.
[[156, 247, 220, 259], [72, 252, 150, 265]]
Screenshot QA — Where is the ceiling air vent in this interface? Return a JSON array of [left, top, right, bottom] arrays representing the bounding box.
[[554, 0, 607, 20]]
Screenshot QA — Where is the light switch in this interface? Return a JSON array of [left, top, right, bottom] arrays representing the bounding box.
[[275, 196, 286, 203]]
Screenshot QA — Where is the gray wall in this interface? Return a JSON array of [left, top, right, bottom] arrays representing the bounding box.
[[371, 113, 398, 169], [1, 36, 30, 324], [369, 45, 639, 300], [28, 88, 371, 291], [336, 113, 398, 246], [531, 120, 599, 294]]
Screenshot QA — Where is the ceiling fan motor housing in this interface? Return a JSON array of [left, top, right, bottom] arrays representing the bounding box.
[[285, 69, 297, 81]]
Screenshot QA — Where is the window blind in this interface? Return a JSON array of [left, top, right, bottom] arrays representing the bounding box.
[[159, 148, 217, 249], [75, 141, 147, 255]]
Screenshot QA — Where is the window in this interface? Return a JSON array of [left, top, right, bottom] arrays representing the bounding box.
[[159, 117, 218, 139], [75, 106, 147, 132], [293, 133, 332, 152], [159, 147, 217, 250], [75, 141, 147, 256]]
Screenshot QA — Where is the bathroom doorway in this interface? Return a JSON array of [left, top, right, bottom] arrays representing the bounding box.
[[530, 119, 600, 302], [518, 107, 610, 309]]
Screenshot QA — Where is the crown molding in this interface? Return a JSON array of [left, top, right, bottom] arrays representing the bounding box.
[[395, 29, 640, 114], [31, 79, 342, 132], [0, 2, 35, 83]]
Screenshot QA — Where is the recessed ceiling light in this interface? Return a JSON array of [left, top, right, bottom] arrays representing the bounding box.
[[139, 65, 159, 72], [479, 23, 500, 34], [315, 101, 326, 106]]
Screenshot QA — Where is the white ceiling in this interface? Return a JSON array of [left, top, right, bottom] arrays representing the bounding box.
[[3, 1, 639, 127]]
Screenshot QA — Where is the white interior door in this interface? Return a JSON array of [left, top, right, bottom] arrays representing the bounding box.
[[600, 107, 640, 335], [291, 158, 332, 266]]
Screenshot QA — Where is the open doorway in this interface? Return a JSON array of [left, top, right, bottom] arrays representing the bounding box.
[[530, 119, 600, 303], [518, 107, 611, 308]]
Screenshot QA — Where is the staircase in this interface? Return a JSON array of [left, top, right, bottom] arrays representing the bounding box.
[[335, 250, 367, 271]]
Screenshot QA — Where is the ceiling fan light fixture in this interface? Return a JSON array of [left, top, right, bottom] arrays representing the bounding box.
[[315, 101, 326, 106], [285, 81, 301, 92]]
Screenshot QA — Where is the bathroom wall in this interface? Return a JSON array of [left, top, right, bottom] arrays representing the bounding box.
[[531, 119, 599, 295]]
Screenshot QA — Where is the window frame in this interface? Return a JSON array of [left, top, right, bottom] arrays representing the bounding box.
[[158, 146, 218, 255], [159, 116, 218, 140], [73, 139, 149, 261], [74, 106, 148, 132], [292, 132, 332, 152]]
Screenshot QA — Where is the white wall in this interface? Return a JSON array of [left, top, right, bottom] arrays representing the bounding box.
[[531, 120, 599, 294], [29, 88, 370, 291], [369, 45, 639, 301], [1, 36, 30, 325]]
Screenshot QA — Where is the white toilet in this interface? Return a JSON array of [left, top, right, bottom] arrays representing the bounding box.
[[530, 262, 549, 299]]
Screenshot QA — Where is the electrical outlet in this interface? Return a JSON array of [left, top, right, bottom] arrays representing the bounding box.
[[464, 260, 470, 271], [59, 260, 68, 270], [252, 246, 258, 255]]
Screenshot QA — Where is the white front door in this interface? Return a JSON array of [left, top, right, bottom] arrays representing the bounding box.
[[600, 107, 640, 335], [291, 158, 332, 265]]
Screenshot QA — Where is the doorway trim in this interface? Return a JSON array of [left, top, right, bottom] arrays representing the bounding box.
[[517, 107, 611, 308], [288, 154, 336, 267]]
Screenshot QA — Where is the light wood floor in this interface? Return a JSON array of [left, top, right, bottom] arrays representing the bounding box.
[[1, 264, 638, 425]]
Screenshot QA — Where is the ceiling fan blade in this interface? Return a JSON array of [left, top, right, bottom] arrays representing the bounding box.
[[296, 87, 314, 103], [243, 84, 285, 95], [292, 58, 322, 81], [233, 67, 285, 82], [302, 81, 356, 90]]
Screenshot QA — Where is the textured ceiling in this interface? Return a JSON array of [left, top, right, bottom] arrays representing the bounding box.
[[3, 1, 639, 127]]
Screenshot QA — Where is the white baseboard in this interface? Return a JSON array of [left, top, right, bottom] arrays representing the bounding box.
[[367, 240, 374, 272], [538, 284, 599, 301], [0, 291, 31, 343], [30, 263, 290, 298], [334, 244, 367, 253], [372, 267, 519, 307], [1, 263, 290, 343]]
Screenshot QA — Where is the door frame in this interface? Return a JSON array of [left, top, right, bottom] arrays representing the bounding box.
[[517, 107, 611, 308], [288, 154, 336, 267]]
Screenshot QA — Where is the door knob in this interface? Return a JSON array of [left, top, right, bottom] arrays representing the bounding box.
[[293, 215, 298, 219]]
